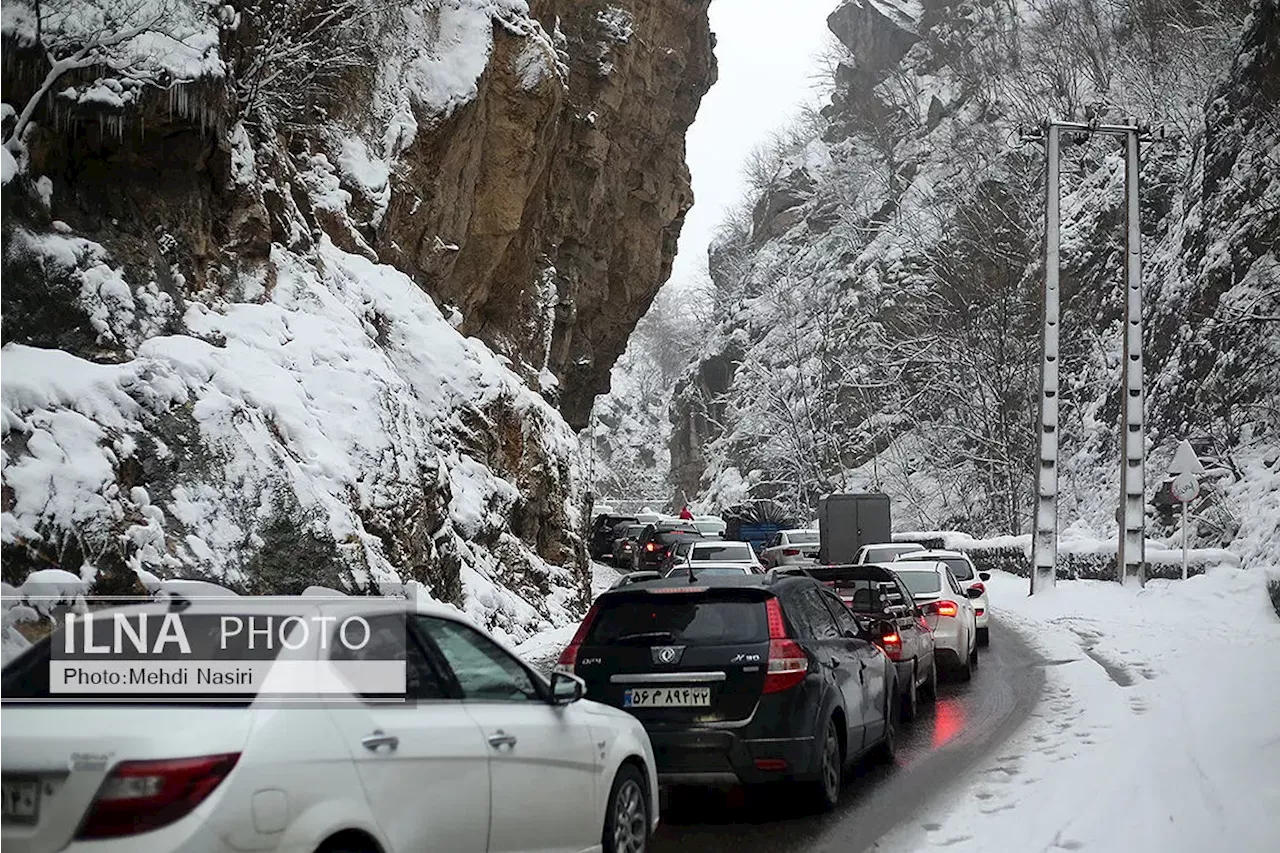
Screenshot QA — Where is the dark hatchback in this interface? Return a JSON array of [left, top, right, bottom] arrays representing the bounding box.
[[634, 523, 701, 571], [589, 513, 638, 560], [556, 572, 899, 811], [610, 522, 648, 569]]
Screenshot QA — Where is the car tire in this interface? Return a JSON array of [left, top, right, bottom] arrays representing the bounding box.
[[871, 685, 898, 765], [603, 764, 649, 853], [807, 715, 843, 813], [958, 646, 973, 682], [970, 625, 980, 669], [900, 661, 918, 723], [978, 626, 990, 647], [920, 656, 938, 703]]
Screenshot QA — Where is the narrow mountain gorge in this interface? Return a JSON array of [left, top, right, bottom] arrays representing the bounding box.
[[1, 0, 714, 640], [655, 0, 1277, 560]]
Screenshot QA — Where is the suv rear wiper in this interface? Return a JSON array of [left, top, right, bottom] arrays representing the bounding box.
[[613, 631, 676, 645]]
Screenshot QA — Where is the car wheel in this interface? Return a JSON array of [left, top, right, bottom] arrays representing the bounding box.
[[970, 625, 980, 668], [604, 764, 649, 853], [808, 715, 843, 812], [872, 687, 898, 765], [920, 656, 938, 703], [900, 661, 918, 722], [958, 645, 973, 682], [978, 626, 990, 647]]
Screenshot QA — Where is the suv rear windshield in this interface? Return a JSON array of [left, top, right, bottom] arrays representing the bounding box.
[[691, 543, 752, 561], [586, 592, 768, 645], [654, 531, 699, 546], [895, 569, 943, 595]]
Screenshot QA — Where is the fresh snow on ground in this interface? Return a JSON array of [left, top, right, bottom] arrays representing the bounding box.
[[883, 568, 1280, 853], [515, 561, 622, 673]]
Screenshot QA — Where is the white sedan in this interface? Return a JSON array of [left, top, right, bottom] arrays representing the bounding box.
[[684, 540, 761, 568], [759, 529, 820, 568], [854, 542, 926, 564], [882, 560, 979, 680], [895, 549, 991, 646], [0, 598, 658, 853], [662, 561, 759, 578]]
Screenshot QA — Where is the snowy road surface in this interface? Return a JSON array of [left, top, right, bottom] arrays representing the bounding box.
[[873, 568, 1280, 853]]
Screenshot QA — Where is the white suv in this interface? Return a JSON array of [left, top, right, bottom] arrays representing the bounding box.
[[0, 598, 658, 853], [895, 550, 991, 646]]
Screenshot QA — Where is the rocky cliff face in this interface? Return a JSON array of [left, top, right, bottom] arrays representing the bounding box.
[[377, 0, 716, 430], [672, 0, 1277, 555], [0, 0, 714, 640]]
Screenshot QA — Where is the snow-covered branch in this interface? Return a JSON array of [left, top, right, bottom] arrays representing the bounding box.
[[2, 0, 219, 153]]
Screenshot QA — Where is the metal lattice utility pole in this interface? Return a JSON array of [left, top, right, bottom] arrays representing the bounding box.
[[1021, 118, 1162, 594], [1117, 122, 1147, 587], [1027, 122, 1061, 596]]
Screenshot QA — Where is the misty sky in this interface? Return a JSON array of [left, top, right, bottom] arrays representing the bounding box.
[[668, 0, 835, 289]]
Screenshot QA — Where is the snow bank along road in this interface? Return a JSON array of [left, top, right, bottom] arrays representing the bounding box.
[[523, 563, 1280, 853]]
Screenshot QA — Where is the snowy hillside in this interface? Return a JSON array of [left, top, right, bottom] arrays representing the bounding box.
[[1, 0, 715, 640], [669, 0, 1279, 570]]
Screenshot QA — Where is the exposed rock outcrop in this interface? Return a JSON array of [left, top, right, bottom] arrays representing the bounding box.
[[378, 0, 717, 429]]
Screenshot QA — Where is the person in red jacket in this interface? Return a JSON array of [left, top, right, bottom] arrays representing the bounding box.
[[679, 505, 694, 521]]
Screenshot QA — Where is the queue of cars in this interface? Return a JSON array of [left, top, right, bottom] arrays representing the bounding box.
[[568, 511, 996, 815], [0, 505, 997, 853]]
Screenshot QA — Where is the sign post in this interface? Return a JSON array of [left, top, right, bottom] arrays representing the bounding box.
[[1167, 440, 1205, 581]]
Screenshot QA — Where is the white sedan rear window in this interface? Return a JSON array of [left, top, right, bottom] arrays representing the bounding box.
[[896, 570, 943, 595], [692, 543, 753, 562]]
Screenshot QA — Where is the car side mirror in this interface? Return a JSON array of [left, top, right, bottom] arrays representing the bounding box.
[[979, 572, 991, 582], [966, 586, 983, 599], [550, 671, 585, 705]]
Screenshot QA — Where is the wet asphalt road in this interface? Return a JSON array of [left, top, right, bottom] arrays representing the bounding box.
[[650, 618, 1046, 853]]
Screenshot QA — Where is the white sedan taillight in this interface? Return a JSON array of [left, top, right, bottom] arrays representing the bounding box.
[[76, 753, 239, 839]]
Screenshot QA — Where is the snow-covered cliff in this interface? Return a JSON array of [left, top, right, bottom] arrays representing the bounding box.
[[1, 0, 714, 642]]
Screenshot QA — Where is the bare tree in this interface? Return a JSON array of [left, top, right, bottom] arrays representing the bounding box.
[[2, 0, 208, 152], [228, 0, 407, 131]]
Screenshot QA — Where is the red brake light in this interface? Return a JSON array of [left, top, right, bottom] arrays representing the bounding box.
[[877, 631, 903, 661], [931, 600, 959, 618], [645, 542, 657, 552], [556, 603, 600, 674], [76, 753, 240, 839], [763, 598, 807, 693], [783, 548, 800, 556], [765, 597, 787, 639]]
